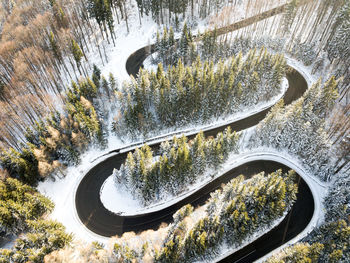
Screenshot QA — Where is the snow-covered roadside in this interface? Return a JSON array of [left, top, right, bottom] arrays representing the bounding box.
[[37, 61, 310, 244], [100, 176, 143, 212], [285, 55, 318, 86], [99, 77, 288, 214], [36, 0, 321, 243], [95, 15, 158, 82], [207, 209, 290, 263], [96, 76, 288, 159], [37, 145, 126, 245]]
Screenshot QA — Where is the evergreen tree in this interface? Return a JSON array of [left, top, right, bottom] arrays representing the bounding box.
[[0, 220, 72, 263], [113, 128, 240, 205], [48, 31, 62, 63], [71, 39, 84, 75], [0, 178, 54, 236], [92, 64, 102, 88]]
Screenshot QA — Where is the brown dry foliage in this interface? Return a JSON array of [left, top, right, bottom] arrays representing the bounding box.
[[0, 0, 93, 149]]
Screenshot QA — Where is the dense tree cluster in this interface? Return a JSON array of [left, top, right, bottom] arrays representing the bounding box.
[[0, 178, 53, 236], [156, 170, 297, 262], [87, 0, 115, 38], [114, 128, 240, 205], [325, 0, 350, 93], [324, 171, 350, 223], [228, 35, 317, 68], [0, 0, 125, 151], [227, 0, 349, 98], [250, 76, 340, 181], [151, 11, 317, 69], [265, 220, 350, 263], [326, 1, 350, 70], [114, 48, 285, 139], [154, 23, 196, 67], [0, 220, 72, 263], [0, 0, 88, 147], [154, 24, 228, 67], [0, 176, 71, 263], [264, 242, 325, 263], [0, 70, 111, 185], [109, 170, 298, 262], [135, 0, 233, 24]]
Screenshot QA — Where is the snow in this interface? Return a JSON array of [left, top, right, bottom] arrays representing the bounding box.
[[100, 168, 215, 215], [100, 176, 142, 213], [285, 55, 318, 87], [36, 0, 324, 252], [56, 2, 160, 90], [98, 73, 288, 214], [209, 210, 290, 263], [37, 144, 124, 245], [36, 59, 309, 245], [95, 15, 158, 82], [143, 51, 159, 72]]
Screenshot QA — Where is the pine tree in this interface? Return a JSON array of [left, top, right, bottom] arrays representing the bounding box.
[[92, 64, 102, 88], [0, 178, 54, 236], [109, 72, 117, 91], [48, 31, 62, 63], [71, 39, 84, 75]]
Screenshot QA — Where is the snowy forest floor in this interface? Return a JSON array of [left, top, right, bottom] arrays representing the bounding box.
[[100, 77, 288, 215], [37, 0, 324, 249]]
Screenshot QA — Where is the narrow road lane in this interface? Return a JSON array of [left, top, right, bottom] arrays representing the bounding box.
[[76, 7, 313, 262], [75, 68, 309, 237]]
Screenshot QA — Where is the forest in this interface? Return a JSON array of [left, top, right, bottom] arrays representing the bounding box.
[[114, 128, 239, 205], [0, 0, 349, 262], [52, 169, 299, 262], [114, 47, 285, 138]]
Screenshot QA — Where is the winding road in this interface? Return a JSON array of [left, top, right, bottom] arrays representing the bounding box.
[[75, 5, 315, 262]]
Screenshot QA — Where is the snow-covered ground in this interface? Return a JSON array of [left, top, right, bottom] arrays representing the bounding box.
[[100, 176, 143, 213], [88, 16, 157, 83], [38, 54, 318, 247], [36, 0, 325, 251], [99, 77, 288, 215], [209, 209, 290, 263], [37, 146, 123, 244]]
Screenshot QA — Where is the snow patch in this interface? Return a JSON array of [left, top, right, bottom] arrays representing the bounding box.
[[209, 210, 290, 263], [100, 169, 214, 215], [38, 142, 124, 245], [100, 176, 142, 213]]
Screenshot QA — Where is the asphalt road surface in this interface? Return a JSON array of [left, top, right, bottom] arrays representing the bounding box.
[[75, 41, 311, 262]]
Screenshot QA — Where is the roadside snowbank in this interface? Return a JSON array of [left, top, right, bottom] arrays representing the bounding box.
[[37, 2, 321, 244], [99, 77, 288, 215], [37, 145, 125, 244], [37, 59, 313, 246], [100, 176, 143, 213]]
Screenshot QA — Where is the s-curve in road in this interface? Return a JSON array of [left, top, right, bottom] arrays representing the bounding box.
[[76, 17, 311, 262], [75, 67, 309, 234]]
